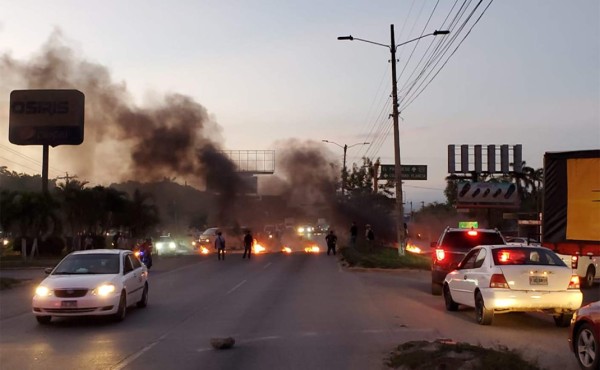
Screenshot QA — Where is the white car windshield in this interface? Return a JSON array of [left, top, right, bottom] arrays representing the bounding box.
[[53, 254, 120, 275]]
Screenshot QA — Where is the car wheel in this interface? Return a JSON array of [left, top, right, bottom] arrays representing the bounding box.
[[584, 267, 595, 289], [431, 282, 442, 296], [576, 323, 600, 370], [137, 283, 148, 308], [475, 291, 493, 325], [113, 292, 127, 322], [553, 313, 572, 327], [36, 315, 51, 325], [443, 284, 459, 311]]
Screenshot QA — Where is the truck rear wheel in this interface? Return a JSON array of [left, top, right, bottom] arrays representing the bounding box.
[[583, 266, 596, 289]]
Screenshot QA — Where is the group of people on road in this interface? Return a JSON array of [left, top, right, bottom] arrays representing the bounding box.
[[213, 222, 376, 261], [214, 229, 254, 261]]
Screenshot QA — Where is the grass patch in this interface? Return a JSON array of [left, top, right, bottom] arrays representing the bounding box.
[[0, 255, 62, 269], [386, 340, 541, 370], [340, 243, 430, 270], [0, 277, 24, 290]]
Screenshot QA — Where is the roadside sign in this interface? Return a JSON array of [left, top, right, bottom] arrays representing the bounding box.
[[9, 89, 85, 146], [380, 164, 427, 180], [518, 220, 541, 225], [459, 221, 479, 228]]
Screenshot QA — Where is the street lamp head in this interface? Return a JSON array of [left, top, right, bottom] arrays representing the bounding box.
[[337, 35, 354, 41], [433, 30, 450, 35]]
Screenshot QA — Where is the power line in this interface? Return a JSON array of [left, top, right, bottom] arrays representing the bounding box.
[[0, 143, 67, 174], [400, 0, 494, 111]]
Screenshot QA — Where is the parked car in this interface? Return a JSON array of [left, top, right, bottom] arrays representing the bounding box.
[[443, 245, 583, 326], [569, 300, 600, 370], [32, 249, 148, 324], [431, 227, 506, 295]]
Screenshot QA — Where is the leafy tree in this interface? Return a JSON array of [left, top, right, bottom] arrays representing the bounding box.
[[127, 189, 160, 238]]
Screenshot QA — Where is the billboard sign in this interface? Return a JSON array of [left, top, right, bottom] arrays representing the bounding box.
[[456, 182, 519, 209], [380, 165, 427, 180], [9, 89, 85, 146]]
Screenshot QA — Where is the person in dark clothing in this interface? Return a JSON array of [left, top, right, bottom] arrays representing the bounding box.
[[366, 224, 375, 251], [349, 222, 358, 248], [243, 230, 253, 259], [215, 231, 226, 261], [325, 230, 338, 256]]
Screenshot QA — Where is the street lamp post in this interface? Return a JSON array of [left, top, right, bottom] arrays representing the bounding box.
[[322, 140, 369, 196], [338, 25, 449, 255]]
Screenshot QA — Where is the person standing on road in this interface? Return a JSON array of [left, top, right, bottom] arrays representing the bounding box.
[[215, 231, 226, 261], [365, 224, 375, 251], [325, 230, 338, 256], [243, 229, 253, 259], [349, 222, 358, 248]]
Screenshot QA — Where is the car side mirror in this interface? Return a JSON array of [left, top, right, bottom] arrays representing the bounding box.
[[44, 267, 53, 275]]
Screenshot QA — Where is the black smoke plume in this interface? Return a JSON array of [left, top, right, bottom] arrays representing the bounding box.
[[0, 29, 242, 210]]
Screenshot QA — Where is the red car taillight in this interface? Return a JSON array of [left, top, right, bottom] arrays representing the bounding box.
[[568, 275, 580, 290], [490, 274, 509, 289], [571, 256, 578, 269], [435, 248, 446, 262]]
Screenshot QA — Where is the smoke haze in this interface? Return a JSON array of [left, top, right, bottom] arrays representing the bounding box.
[[0, 29, 234, 189]]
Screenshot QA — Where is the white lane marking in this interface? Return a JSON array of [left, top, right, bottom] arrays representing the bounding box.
[[197, 328, 437, 352], [159, 260, 206, 277], [263, 262, 272, 269], [243, 335, 280, 343], [226, 279, 247, 295], [112, 333, 168, 370]]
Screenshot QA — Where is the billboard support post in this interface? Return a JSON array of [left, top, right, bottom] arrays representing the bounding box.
[[42, 145, 49, 194]]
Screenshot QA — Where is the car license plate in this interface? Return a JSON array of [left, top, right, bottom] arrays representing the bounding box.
[[61, 300, 78, 308], [529, 276, 548, 285]]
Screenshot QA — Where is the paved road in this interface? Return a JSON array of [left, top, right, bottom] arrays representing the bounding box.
[[0, 251, 596, 370]]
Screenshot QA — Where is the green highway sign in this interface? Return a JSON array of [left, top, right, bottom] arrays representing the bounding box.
[[459, 221, 479, 228], [379, 165, 427, 180]]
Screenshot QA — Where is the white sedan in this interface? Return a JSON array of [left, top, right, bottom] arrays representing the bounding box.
[[32, 249, 148, 324], [443, 244, 583, 326]]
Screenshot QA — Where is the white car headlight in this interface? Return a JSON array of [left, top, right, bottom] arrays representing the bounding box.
[[169, 242, 176, 249], [298, 227, 305, 233], [93, 283, 116, 296], [35, 285, 52, 297], [156, 242, 164, 249]]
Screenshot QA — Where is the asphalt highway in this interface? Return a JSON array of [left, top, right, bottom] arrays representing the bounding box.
[[1, 249, 596, 370]]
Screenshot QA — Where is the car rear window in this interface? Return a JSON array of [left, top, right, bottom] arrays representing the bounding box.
[[442, 231, 504, 250], [492, 247, 566, 266]]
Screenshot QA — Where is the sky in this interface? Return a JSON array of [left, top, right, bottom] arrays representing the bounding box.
[[0, 0, 598, 207]]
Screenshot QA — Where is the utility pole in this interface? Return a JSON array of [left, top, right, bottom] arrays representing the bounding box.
[[337, 25, 449, 256], [342, 144, 348, 196], [56, 172, 78, 185], [390, 24, 406, 256]]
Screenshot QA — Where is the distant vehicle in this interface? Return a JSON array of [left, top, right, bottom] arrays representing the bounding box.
[[443, 245, 582, 326], [569, 300, 600, 370], [32, 249, 148, 324], [505, 236, 540, 245], [296, 224, 315, 237], [154, 235, 183, 255], [431, 227, 506, 295], [195, 227, 244, 251]]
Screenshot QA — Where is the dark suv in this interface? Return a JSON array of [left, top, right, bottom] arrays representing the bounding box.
[[430, 227, 506, 295]]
